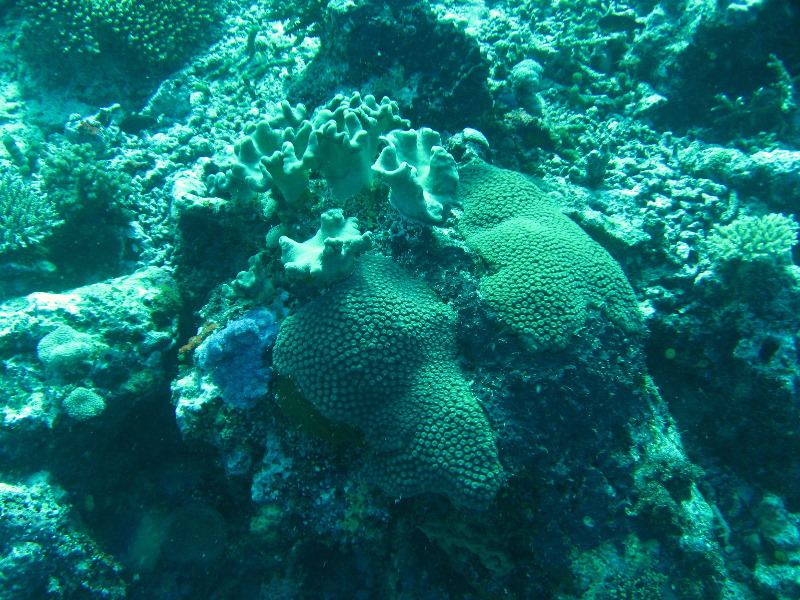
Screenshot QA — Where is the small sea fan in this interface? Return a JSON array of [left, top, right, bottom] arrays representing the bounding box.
[[706, 213, 799, 265]]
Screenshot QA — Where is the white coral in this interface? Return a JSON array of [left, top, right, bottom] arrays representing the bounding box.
[[279, 209, 372, 284], [372, 128, 459, 225]]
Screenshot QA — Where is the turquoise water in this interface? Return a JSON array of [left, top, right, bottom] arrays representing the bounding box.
[[1, 0, 799, 598]]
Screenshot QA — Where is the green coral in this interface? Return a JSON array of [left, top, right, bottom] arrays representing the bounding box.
[[0, 172, 62, 255], [706, 213, 798, 265], [20, 0, 221, 74], [273, 253, 503, 509], [458, 161, 642, 352]]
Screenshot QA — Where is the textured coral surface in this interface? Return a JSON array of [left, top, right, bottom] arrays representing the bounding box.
[[274, 253, 503, 509], [459, 161, 643, 351]]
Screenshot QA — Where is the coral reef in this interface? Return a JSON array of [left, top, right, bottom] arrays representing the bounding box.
[[2, 0, 800, 597]]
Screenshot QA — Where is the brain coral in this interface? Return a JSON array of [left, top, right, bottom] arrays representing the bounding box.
[[62, 387, 106, 421], [37, 325, 100, 379], [458, 161, 643, 352], [273, 253, 503, 509]]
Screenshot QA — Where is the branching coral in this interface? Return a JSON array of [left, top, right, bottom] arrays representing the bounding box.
[[0, 173, 62, 255], [706, 213, 798, 265]]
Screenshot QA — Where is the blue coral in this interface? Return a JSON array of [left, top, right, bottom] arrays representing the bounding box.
[[195, 309, 279, 409]]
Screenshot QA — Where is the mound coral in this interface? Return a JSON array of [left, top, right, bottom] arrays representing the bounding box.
[[62, 387, 106, 421], [458, 161, 643, 352], [37, 325, 100, 379], [273, 253, 503, 509]]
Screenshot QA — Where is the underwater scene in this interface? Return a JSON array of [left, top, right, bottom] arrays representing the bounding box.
[[1, 0, 799, 598]]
